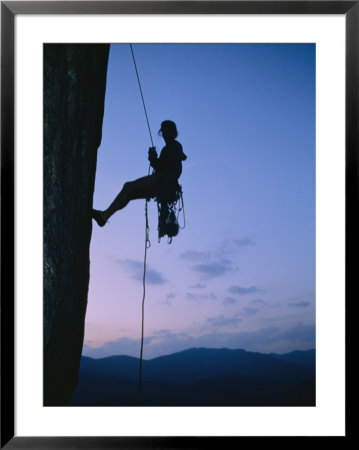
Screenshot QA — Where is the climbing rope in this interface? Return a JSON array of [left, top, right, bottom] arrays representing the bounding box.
[[177, 191, 186, 230], [130, 44, 186, 402], [130, 44, 152, 404], [138, 201, 150, 403], [130, 44, 154, 149]]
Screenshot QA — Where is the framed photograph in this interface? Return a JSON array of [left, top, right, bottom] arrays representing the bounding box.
[[1, 0, 354, 447]]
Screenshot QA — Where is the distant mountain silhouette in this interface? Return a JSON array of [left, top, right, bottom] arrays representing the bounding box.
[[269, 349, 315, 370], [68, 347, 315, 406]]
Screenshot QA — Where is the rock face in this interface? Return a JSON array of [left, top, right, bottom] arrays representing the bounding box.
[[44, 44, 110, 406]]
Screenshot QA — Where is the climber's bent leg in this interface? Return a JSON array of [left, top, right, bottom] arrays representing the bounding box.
[[94, 175, 157, 226]]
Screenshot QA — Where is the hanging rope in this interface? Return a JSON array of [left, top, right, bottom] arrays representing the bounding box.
[[177, 191, 186, 230], [138, 201, 150, 403], [130, 44, 154, 149], [130, 44, 186, 402], [130, 44, 153, 404]]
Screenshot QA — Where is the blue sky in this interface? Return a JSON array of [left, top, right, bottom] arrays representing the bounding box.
[[83, 43, 315, 359]]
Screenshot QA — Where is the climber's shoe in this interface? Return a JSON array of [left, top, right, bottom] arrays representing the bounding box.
[[92, 209, 107, 227]]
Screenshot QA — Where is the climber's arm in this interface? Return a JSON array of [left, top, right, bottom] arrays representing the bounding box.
[[148, 147, 159, 170]]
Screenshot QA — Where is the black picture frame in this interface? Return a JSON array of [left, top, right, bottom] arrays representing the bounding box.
[[1, 1, 355, 447]]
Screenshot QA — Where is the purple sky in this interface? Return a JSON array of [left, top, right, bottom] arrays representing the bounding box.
[[84, 43, 315, 359]]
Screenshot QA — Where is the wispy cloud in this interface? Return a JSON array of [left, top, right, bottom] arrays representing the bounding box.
[[190, 283, 206, 289], [179, 250, 211, 261], [83, 323, 315, 360], [288, 301, 311, 308], [223, 296, 237, 305], [249, 298, 268, 307], [207, 314, 242, 328], [186, 292, 217, 301], [163, 293, 176, 306], [192, 259, 235, 278], [228, 285, 259, 295], [215, 237, 255, 258], [242, 307, 258, 317], [83, 336, 152, 359], [118, 259, 167, 285], [180, 237, 254, 280]]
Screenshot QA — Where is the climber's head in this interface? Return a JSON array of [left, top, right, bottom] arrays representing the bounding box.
[[159, 120, 178, 141]]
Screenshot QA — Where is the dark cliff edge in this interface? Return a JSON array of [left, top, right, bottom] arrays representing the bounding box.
[[44, 44, 110, 406]]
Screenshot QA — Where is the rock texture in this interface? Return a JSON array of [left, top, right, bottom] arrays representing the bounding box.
[[44, 44, 110, 406]]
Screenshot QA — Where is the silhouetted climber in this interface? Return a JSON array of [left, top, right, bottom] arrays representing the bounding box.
[[92, 120, 186, 238]]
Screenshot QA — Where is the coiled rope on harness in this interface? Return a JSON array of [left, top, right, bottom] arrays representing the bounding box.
[[130, 44, 151, 404]]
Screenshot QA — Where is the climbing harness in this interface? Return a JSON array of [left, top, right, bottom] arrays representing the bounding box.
[[156, 179, 183, 243], [129, 44, 186, 403]]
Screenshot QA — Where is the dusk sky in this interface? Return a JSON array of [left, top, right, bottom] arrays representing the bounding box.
[[83, 43, 315, 360]]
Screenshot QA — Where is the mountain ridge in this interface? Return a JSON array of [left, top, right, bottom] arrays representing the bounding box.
[[82, 346, 315, 364], [70, 347, 315, 406]]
